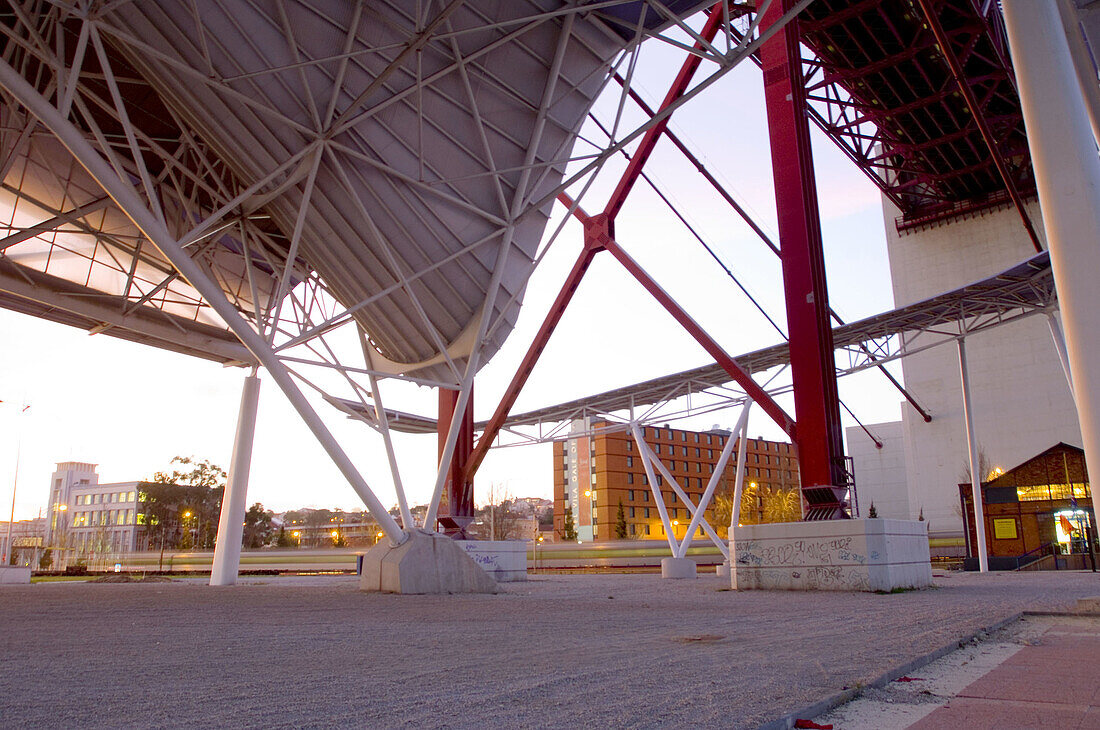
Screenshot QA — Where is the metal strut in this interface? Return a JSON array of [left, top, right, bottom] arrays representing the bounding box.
[[613, 75, 932, 424]]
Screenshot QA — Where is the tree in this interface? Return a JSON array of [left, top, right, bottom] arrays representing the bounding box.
[[615, 500, 628, 539], [867, 501, 878, 518], [475, 482, 520, 540], [275, 526, 292, 548], [958, 448, 997, 485], [143, 456, 228, 562], [243, 503, 274, 548], [562, 507, 578, 541]]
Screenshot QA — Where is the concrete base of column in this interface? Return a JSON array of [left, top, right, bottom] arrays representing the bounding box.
[[660, 557, 697, 579], [0, 566, 31, 584], [360, 530, 498, 594], [716, 560, 731, 578]]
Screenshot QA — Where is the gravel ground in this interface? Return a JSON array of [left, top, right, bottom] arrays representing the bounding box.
[[2, 570, 1099, 729]]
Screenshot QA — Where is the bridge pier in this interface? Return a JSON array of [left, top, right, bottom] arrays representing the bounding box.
[[210, 370, 261, 586]]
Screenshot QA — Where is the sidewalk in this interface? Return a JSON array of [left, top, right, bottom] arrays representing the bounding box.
[[813, 611, 1100, 729]]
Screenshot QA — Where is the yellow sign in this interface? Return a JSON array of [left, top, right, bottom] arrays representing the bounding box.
[[992, 518, 1018, 540]]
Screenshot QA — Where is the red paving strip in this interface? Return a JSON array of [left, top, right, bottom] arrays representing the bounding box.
[[910, 622, 1100, 730]]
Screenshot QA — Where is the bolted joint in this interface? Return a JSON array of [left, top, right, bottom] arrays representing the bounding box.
[[582, 213, 614, 252]]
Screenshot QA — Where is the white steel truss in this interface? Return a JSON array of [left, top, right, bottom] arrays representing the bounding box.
[[629, 398, 751, 560]]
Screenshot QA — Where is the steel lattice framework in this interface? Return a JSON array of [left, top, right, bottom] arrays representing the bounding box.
[[0, 0, 820, 540], [0, 0, 1061, 544], [337, 252, 1057, 443]]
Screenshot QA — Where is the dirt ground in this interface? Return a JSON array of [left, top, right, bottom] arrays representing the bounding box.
[[2, 570, 1098, 729]]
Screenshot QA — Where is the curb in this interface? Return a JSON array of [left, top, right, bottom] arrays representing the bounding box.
[[756, 611, 1025, 730]]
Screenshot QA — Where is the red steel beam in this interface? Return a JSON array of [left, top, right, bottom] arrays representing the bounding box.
[[437, 387, 475, 535], [466, 5, 802, 484], [599, 237, 796, 436], [603, 4, 726, 221], [465, 208, 602, 481], [614, 73, 933, 423], [760, 0, 847, 502]]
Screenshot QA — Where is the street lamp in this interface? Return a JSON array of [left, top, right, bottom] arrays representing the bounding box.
[[291, 530, 300, 548]]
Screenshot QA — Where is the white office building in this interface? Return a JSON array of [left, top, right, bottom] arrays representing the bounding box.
[[46, 462, 143, 559], [847, 200, 1081, 552]]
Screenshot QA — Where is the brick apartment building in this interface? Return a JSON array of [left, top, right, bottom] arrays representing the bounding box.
[[553, 420, 799, 542]]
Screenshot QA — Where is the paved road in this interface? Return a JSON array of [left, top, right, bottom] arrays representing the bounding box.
[[2, 571, 1099, 728]]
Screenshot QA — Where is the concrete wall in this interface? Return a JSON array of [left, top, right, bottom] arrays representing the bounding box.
[[880, 200, 1082, 536], [846, 420, 909, 519]]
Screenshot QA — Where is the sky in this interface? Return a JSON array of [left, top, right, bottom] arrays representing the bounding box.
[[0, 18, 905, 522]]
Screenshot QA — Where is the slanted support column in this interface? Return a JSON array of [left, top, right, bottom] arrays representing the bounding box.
[[437, 387, 474, 535], [210, 370, 261, 586], [1003, 1, 1100, 552], [760, 0, 846, 515], [1048, 313, 1075, 398], [957, 339, 988, 573]]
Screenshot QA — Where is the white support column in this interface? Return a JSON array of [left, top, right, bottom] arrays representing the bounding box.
[[676, 400, 751, 558], [730, 403, 752, 531], [1047, 313, 1075, 397], [1057, 0, 1100, 151], [1003, 2, 1100, 561], [210, 370, 261, 586], [630, 423, 677, 553], [957, 339, 989, 572], [649, 457, 728, 559]]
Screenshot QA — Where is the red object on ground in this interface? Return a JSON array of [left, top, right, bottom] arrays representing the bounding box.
[[894, 676, 925, 682], [794, 720, 833, 729]]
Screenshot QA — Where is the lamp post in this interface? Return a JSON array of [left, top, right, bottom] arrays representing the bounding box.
[[3, 402, 29, 567], [56, 503, 68, 570]]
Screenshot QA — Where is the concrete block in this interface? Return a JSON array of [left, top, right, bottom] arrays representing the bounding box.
[[360, 530, 498, 594], [0, 566, 31, 585], [454, 540, 527, 582], [661, 557, 696, 579], [1075, 595, 1100, 614], [731, 518, 932, 592], [716, 560, 731, 578]]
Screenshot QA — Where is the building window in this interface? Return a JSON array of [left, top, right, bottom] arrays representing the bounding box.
[[643, 489, 650, 500], [626, 441, 633, 452], [706, 435, 712, 445], [644, 508, 651, 518], [695, 463, 702, 473], [695, 448, 700, 457], [626, 456, 633, 467], [708, 450, 714, 459], [627, 473, 634, 485], [683, 461, 689, 471], [656, 475, 663, 486], [645, 524, 651, 535], [654, 444, 661, 455], [629, 507, 636, 518], [590, 473, 596, 484], [127, 491, 135, 502], [642, 475, 648, 485], [628, 490, 635, 501]]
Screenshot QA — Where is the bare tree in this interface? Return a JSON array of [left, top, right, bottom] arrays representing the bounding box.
[[476, 482, 520, 540]]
